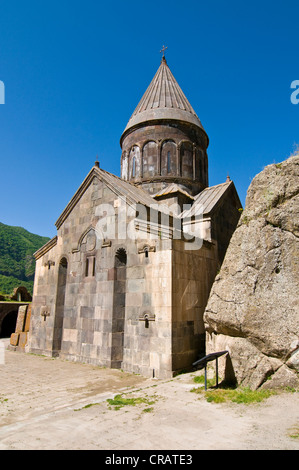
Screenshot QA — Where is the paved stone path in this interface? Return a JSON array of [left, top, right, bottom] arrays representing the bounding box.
[[0, 339, 299, 450]]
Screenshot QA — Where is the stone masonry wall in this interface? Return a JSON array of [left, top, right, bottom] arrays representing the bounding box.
[[29, 177, 177, 378], [172, 239, 218, 372]]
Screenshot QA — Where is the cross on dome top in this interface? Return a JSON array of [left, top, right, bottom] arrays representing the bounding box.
[[160, 45, 168, 61]]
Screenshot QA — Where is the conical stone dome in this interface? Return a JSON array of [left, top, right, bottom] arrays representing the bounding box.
[[121, 57, 207, 140], [120, 57, 209, 196]]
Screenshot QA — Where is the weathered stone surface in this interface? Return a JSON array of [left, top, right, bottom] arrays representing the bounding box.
[[15, 305, 27, 333], [204, 154, 299, 389], [19, 332, 28, 349], [24, 304, 32, 332], [10, 333, 19, 346], [261, 364, 299, 390]]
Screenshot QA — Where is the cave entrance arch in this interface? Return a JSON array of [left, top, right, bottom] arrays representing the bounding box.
[[0, 310, 18, 338]]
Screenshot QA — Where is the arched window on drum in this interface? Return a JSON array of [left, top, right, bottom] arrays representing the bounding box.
[[161, 140, 176, 176], [129, 146, 140, 179], [121, 151, 128, 180], [180, 142, 193, 178], [195, 148, 203, 180], [142, 141, 158, 178]]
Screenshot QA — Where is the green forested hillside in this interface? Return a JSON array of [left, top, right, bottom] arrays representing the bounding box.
[[0, 222, 50, 296]]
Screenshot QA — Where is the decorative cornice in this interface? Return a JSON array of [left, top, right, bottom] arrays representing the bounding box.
[[34, 236, 58, 260]]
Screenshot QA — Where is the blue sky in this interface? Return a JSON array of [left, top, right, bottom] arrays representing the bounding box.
[[0, 0, 298, 238]]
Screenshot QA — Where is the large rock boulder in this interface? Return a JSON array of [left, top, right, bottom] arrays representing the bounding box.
[[204, 154, 299, 389]]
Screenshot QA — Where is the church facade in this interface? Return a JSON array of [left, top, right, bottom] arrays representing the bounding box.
[[28, 56, 241, 379]]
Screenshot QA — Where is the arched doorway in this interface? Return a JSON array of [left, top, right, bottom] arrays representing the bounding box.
[[52, 257, 68, 355], [111, 248, 127, 368]]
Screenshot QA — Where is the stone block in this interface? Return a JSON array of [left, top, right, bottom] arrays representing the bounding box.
[[62, 328, 78, 343], [115, 266, 126, 280], [24, 304, 32, 332], [15, 305, 27, 333], [127, 279, 145, 293], [127, 266, 144, 279], [80, 306, 94, 318], [19, 332, 28, 349], [93, 331, 104, 347], [80, 327, 94, 344], [142, 292, 151, 306], [152, 291, 171, 307], [10, 333, 19, 346], [108, 268, 116, 280], [62, 317, 77, 329]]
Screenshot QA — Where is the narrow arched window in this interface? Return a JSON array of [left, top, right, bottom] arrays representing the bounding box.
[[129, 146, 140, 179], [143, 141, 158, 178], [132, 156, 136, 178], [115, 248, 127, 267], [167, 151, 171, 173], [161, 140, 176, 176], [195, 149, 203, 180], [181, 142, 193, 178], [85, 256, 96, 277], [121, 151, 128, 180]]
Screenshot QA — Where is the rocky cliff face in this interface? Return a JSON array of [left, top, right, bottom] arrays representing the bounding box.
[[204, 153, 299, 389]]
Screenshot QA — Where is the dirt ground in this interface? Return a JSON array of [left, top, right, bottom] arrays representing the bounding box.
[[0, 338, 299, 451]]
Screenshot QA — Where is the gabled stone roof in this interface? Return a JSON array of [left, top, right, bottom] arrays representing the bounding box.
[[54, 165, 157, 230], [180, 180, 242, 218], [153, 183, 194, 200], [121, 57, 207, 141]]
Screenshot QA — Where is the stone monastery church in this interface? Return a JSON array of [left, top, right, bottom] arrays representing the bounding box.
[[28, 54, 241, 379]]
